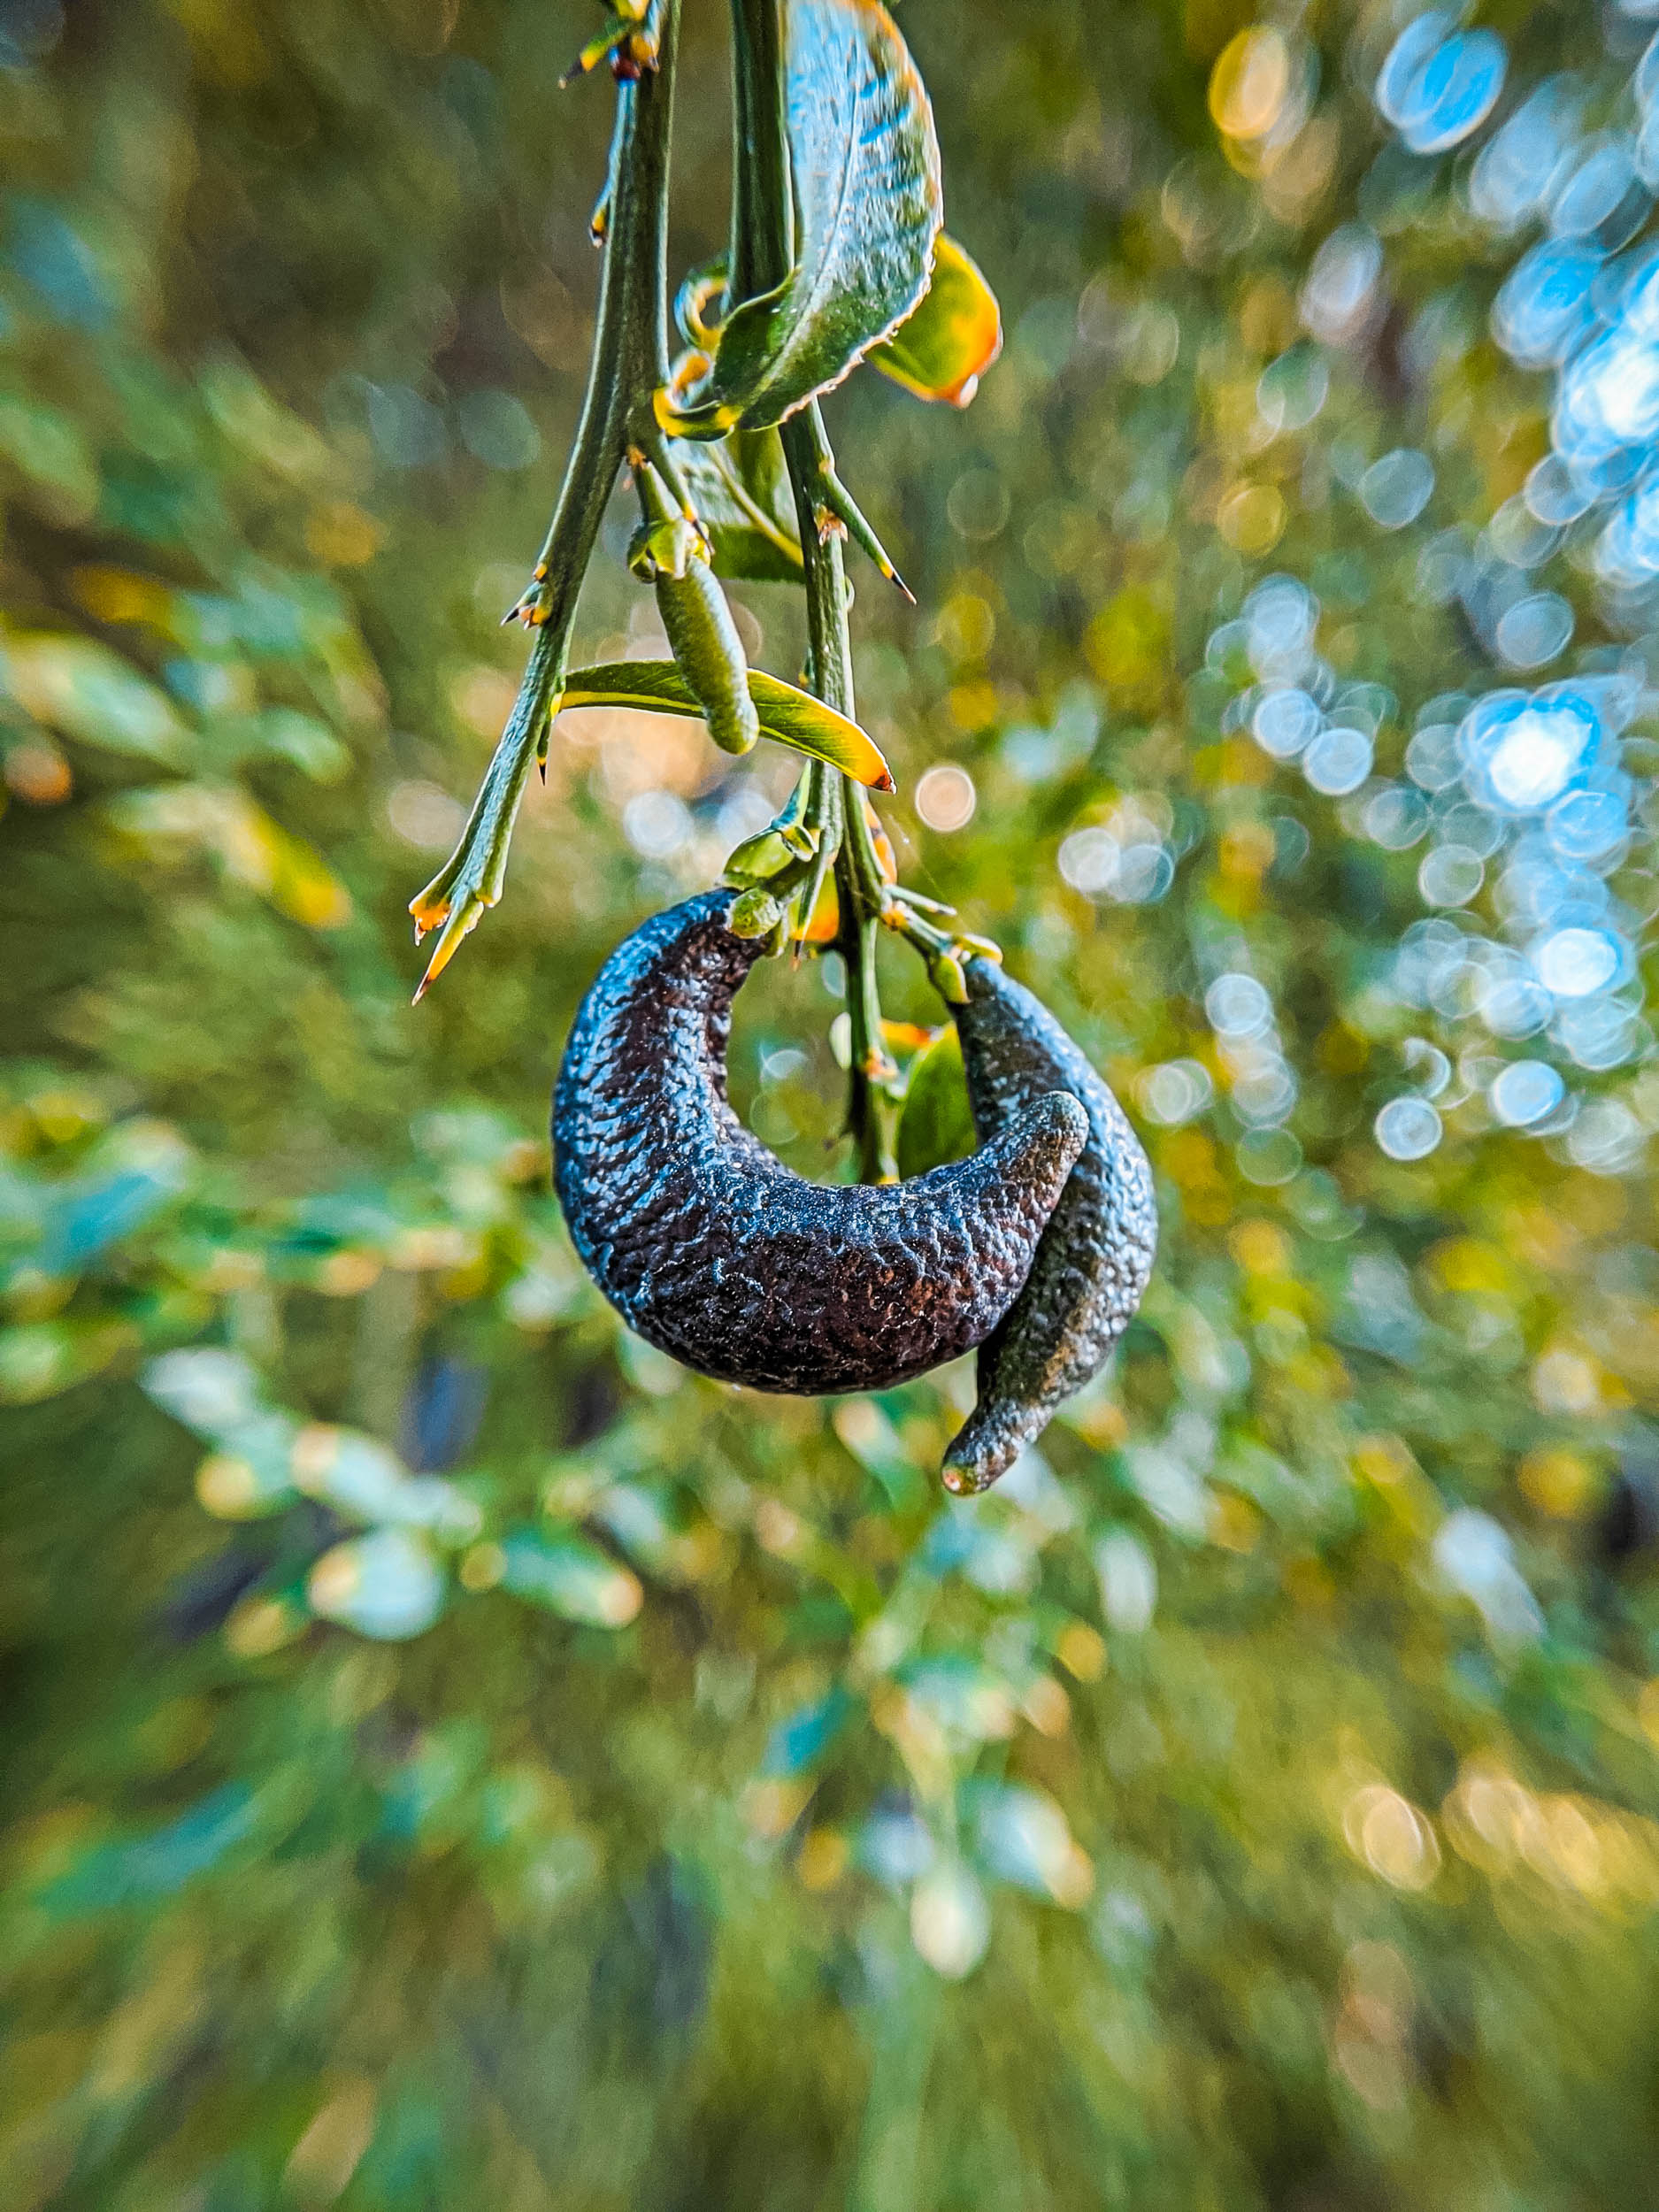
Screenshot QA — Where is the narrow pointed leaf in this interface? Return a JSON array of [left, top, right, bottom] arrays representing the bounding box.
[[558, 661, 894, 789], [870, 234, 1002, 407], [663, 0, 941, 434]]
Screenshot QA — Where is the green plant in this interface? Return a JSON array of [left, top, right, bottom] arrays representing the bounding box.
[[411, 0, 1001, 1182]]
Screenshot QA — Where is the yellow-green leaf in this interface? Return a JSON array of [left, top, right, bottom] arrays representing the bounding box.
[[0, 631, 190, 764], [107, 784, 353, 929], [558, 662, 894, 790], [895, 1025, 977, 1179], [870, 234, 1003, 408]]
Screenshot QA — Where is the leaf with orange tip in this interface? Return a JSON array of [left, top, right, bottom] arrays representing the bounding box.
[[557, 662, 894, 790], [869, 235, 1002, 408], [793, 871, 840, 944]]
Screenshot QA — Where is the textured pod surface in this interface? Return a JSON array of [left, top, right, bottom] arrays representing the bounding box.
[[943, 958, 1158, 1492], [554, 892, 1087, 1394], [654, 561, 759, 756]]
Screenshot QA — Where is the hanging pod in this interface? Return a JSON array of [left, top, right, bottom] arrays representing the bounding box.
[[628, 514, 759, 757], [942, 958, 1158, 1493], [553, 892, 1087, 1394]]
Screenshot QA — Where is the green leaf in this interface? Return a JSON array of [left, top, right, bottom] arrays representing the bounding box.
[[107, 783, 353, 929], [664, 0, 941, 434], [870, 234, 1002, 407], [895, 1026, 977, 1179], [495, 1529, 642, 1627], [557, 662, 894, 789], [0, 632, 190, 764], [673, 432, 803, 582]]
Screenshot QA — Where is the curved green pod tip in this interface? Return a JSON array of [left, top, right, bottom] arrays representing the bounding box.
[[654, 558, 760, 757]]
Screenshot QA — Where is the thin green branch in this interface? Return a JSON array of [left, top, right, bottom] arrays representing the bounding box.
[[729, 0, 792, 304], [410, 1, 682, 998]]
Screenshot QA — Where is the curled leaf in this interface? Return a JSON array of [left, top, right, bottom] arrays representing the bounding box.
[[557, 661, 894, 789], [673, 259, 728, 349], [659, 0, 941, 435], [870, 234, 1002, 407]]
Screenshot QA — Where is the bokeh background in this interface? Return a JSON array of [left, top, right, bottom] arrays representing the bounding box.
[[6, 0, 1659, 2204]]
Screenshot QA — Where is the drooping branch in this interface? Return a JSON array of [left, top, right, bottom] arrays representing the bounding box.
[[408, 0, 683, 997]]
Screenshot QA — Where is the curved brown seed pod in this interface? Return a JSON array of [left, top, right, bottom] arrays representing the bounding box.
[[553, 892, 1087, 1394], [941, 958, 1157, 1493]]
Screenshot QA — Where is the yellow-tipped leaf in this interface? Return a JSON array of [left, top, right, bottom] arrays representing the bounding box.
[[557, 662, 894, 790], [870, 234, 1002, 408]]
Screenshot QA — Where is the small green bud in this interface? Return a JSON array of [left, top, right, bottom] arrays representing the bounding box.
[[929, 950, 970, 1004], [772, 778, 822, 858], [723, 829, 795, 888], [728, 887, 784, 939], [626, 515, 701, 583]]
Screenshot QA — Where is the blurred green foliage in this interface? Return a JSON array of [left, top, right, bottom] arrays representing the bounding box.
[[4, 1, 1659, 2207]]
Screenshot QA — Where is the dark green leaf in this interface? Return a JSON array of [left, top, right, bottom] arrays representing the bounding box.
[[663, 0, 941, 434], [674, 432, 803, 582]]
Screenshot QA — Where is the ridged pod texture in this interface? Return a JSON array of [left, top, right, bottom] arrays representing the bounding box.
[[653, 562, 759, 756], [553, 893, 1087, 1394], [943, 958, 1158, 1492]]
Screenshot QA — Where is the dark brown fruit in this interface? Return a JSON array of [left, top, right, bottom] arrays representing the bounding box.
[[553, 893, 1086, 1394], [942, 957, 1157, 1491]]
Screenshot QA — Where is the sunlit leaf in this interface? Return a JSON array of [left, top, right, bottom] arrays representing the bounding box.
[[307, 1527, 447, 1641], [34, 1123, 191, 1274], [662, 0, 941, 434], [494, 1528, 642, 1626], [0, 631, 190, 764], [870, 234, 1002, 406], [0, 396, 100, 517], [0, 1317, 138, 1404], [557, 662, 894, 789], [106, 784, 353, 928], [37, 1786, 261, 1913], [761, 1689, 855, 1777]]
